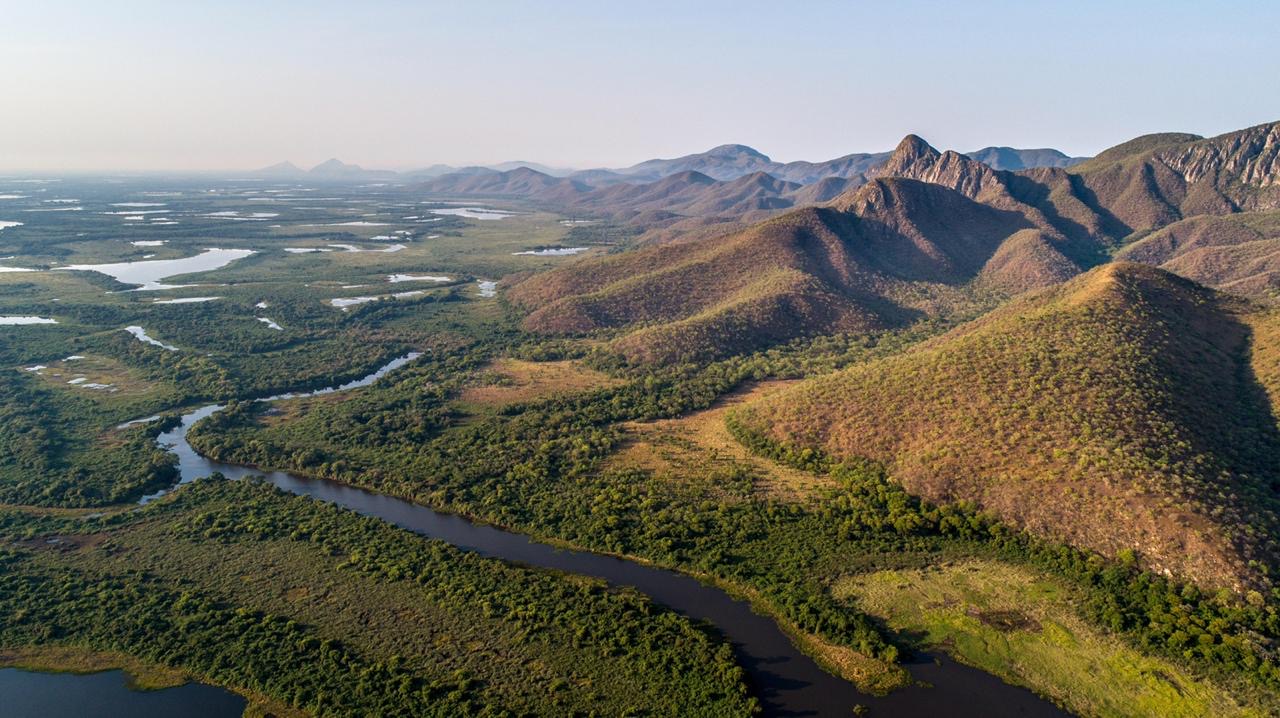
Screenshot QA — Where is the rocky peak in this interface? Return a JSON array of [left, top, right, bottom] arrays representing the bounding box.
[[873, 134, 1005, 202]]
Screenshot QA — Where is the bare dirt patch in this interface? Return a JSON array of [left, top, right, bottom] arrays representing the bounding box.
[[457, 358, 622, 408]]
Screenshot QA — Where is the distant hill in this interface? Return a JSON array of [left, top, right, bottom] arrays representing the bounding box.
[[253, 159, 398, 181], [618, 144, 776, 181], [307, 158, 397, 180], [253, 161, 306, 178], [416, 166, 589, 202], [733, 263, 1280, 591], [488, 160, 576, 176], [964, 146, 1087, 170], [417, 167, 805, 223], [1115, 210, 1280, 298], [605, 143, 891, 184]]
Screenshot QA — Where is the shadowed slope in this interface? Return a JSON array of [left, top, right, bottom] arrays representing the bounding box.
[[734, 263, 1280, 590]]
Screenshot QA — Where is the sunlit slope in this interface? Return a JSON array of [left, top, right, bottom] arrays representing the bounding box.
[[735, 263, 1280, 590], [1116, 210, 1280, 299]]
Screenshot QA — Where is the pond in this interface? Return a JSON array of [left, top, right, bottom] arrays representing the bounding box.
[[428, 207, 515, 220], [513, 247, 589, 256], [0, 316, 57, 325]]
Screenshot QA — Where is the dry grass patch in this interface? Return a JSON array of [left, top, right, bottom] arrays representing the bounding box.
[[610, 380, 834, 501], [457, 358, 621, 409], [26, 354, 162, 399]]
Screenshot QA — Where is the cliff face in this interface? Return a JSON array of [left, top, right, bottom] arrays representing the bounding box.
[[1075, 122, 1280, 231], [1154, 122, 1280, 188]]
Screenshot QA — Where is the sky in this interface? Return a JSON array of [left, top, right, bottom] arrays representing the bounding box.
[[2, 0, 1278, 173]]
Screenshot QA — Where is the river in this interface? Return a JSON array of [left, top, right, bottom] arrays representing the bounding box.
[[0, 669, 245, 718], [137, 354, 1070, 717]]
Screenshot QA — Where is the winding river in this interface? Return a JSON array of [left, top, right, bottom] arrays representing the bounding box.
[[140, 355, 1069, 717]]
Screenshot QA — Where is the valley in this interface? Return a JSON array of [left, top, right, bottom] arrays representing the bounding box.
[[2, 121, 1280, 718]]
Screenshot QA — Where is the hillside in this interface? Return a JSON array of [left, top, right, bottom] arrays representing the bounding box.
[[506, 175, 1072, 362], [1115, 210, 1280, 300], [732, 263, 1280, 590], [504, 123, 1280, 362], [418, 167, 805, 225]]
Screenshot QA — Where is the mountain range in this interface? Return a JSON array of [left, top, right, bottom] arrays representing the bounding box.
[[507, 121, 1280, 363], [503, 119, 1280, 590], [253, 142, 1087, 189]]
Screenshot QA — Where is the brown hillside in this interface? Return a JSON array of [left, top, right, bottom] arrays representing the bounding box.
[[507, 177, 1064, 362], [733, 263, 1280, 590]]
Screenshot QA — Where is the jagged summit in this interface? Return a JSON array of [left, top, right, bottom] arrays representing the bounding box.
[[890, 134, 935, 159]]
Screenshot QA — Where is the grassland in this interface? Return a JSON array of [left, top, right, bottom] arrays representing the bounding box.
[[455, 357, 622, 412], [835, 560, 1274, 717]]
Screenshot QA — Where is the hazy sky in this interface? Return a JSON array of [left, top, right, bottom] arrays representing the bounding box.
[[3, 0, 1278, 172]]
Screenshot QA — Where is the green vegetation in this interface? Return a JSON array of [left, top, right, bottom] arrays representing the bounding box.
[[184, 310, 1280, 711], [0, 478, 756, 716]]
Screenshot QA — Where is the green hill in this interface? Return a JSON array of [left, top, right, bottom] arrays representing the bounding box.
[[733, 263, 1280, 590]]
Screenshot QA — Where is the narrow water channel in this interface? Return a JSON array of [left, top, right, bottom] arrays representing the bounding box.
[[139, 355, 1070, 717]]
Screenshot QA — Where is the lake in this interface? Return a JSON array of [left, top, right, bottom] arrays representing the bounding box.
[[0, 316, 57, 325], [60, 248, 254, 290]]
